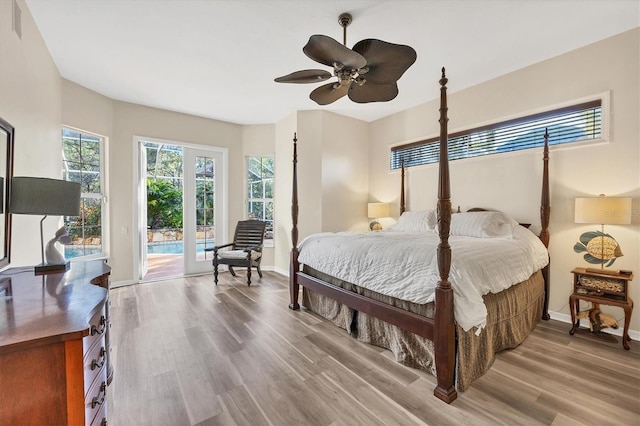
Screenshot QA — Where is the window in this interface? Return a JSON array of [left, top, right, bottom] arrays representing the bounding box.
[[391, 99, 603, 170], [247, 156, 274, 247], [62, 128, 106, 259]]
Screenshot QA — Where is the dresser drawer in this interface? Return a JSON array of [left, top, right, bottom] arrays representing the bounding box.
[[84, 307, 107, 353], [85, 366, 107, 426], [84, 337, 107, 392], [91, 397, 108, 426]]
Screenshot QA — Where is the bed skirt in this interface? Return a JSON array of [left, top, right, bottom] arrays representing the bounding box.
[[301, 267, 545, 391]]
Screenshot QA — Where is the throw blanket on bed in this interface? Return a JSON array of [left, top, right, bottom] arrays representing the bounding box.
[[297, 218, 548, 332]]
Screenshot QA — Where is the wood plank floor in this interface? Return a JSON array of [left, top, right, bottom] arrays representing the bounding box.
[[143, 253, 183, 280], [107, 271, 640, 425]]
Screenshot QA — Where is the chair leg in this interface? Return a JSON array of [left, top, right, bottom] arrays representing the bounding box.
[[228, 266, 237, 277], [257, 265, 263, 278], [247, 266, 251, 286], [213, 263, 219, 285]]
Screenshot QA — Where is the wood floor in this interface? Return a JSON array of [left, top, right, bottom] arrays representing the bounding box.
[[143, 253, 184, 280], [107, 271, 640, 426]]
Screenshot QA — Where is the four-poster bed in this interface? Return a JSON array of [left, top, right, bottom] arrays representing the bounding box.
[[288, 69, 551, 404]]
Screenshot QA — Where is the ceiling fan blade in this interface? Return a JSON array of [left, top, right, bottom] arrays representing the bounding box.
[[352, 39, 417, 85], [304, 35, 367, 69], [310, 81, 350, 105], [348, 81, 399, 103], [274, 69, 332, 84]]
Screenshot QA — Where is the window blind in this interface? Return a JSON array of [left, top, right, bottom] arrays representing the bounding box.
[[390, 100, 602, 170]]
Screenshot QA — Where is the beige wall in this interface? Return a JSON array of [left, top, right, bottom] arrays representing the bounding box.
[[0, 0, 62, 267], [321, 111, 369, 232], [368, 28, 640, 334], [242, 123, 275, 267], [272, 110, 369, 272], [109, 102, 243, 282], [274, 112, 297, 274], [63, 80, 246, 283]]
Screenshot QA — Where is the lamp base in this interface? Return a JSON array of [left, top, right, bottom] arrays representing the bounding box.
[[35, 262, 70, 275]]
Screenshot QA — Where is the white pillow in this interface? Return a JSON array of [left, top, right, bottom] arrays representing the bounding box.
[[450, 211, 513, 239], [388, 210, 436, 232]]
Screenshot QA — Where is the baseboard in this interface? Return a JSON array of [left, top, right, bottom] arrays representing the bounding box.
[[549, 310, 639, 342], [272, 266, 288, 277], [111, 279, 136, 288]]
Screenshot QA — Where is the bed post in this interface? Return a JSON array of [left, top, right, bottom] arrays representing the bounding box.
[[289, 132, 300, 310], [433, 68, 457, 403], [400, 160, 406, 215], [540, 129, 551, 320]]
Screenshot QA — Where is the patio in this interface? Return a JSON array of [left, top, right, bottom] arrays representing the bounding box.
[[143, 253, 183, 280]]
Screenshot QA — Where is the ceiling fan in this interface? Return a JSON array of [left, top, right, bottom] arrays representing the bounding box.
[[274, 13, 417, 105]]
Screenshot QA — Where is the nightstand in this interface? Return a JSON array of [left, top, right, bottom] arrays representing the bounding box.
[[569, 267, 634, 350]]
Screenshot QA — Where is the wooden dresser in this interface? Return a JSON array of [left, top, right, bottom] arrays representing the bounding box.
[[0, 260, 111, 425]]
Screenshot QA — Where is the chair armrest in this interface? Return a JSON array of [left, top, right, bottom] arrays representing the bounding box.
[[204, 243, 234, 254], [243, 246, 262, 252]]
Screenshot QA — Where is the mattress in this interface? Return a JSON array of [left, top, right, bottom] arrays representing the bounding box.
[[298, 223, 548, 332]]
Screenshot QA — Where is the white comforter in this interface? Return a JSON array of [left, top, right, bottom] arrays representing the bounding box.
[[297, 225, 549, 332]]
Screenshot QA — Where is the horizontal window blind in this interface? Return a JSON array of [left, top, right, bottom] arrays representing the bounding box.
[[390, 100, 602, 170]]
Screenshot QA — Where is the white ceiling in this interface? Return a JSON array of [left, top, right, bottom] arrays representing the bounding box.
[[25, 0, 639, 125]]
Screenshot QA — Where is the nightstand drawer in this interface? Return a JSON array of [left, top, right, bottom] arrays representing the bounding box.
[[572, 268, 632, 302], [576, 274, 626, 297], [570, 267, 634, 350]]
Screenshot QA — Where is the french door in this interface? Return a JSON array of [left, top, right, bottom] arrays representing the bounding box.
[[137, 142, 148, 278], [135, 138, 226, 281], [182, 147, 226, 275]]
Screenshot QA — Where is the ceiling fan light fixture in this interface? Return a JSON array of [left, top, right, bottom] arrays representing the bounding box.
[[274, 12, 416, 105]]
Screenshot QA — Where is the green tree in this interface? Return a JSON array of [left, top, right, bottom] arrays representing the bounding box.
[[147, 179, 183, 229]]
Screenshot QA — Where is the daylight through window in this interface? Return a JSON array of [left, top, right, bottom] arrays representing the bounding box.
[[62, 127, 106, 259], [247, 156, 274, 247], [391, 99, 602, 170]]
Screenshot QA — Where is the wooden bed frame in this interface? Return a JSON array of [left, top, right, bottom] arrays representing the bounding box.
[[288, 68, 551, 404]]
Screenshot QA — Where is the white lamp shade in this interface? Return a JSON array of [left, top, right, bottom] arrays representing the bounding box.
[[368, 202, 390, 218], [575, 196, 632, 225]]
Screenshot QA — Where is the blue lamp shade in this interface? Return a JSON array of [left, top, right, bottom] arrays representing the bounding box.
[[9, 177, 81, 216]]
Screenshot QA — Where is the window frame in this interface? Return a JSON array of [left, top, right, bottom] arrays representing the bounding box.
[[246, 155, 274, 248], [390, 93, 609, 170], [62, 126, 108, 260]]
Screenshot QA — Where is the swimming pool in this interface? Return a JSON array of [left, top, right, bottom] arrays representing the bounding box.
[[147, 240, 213, 254], [65, 246, 101, 259], [65, 240, 214, 258]]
